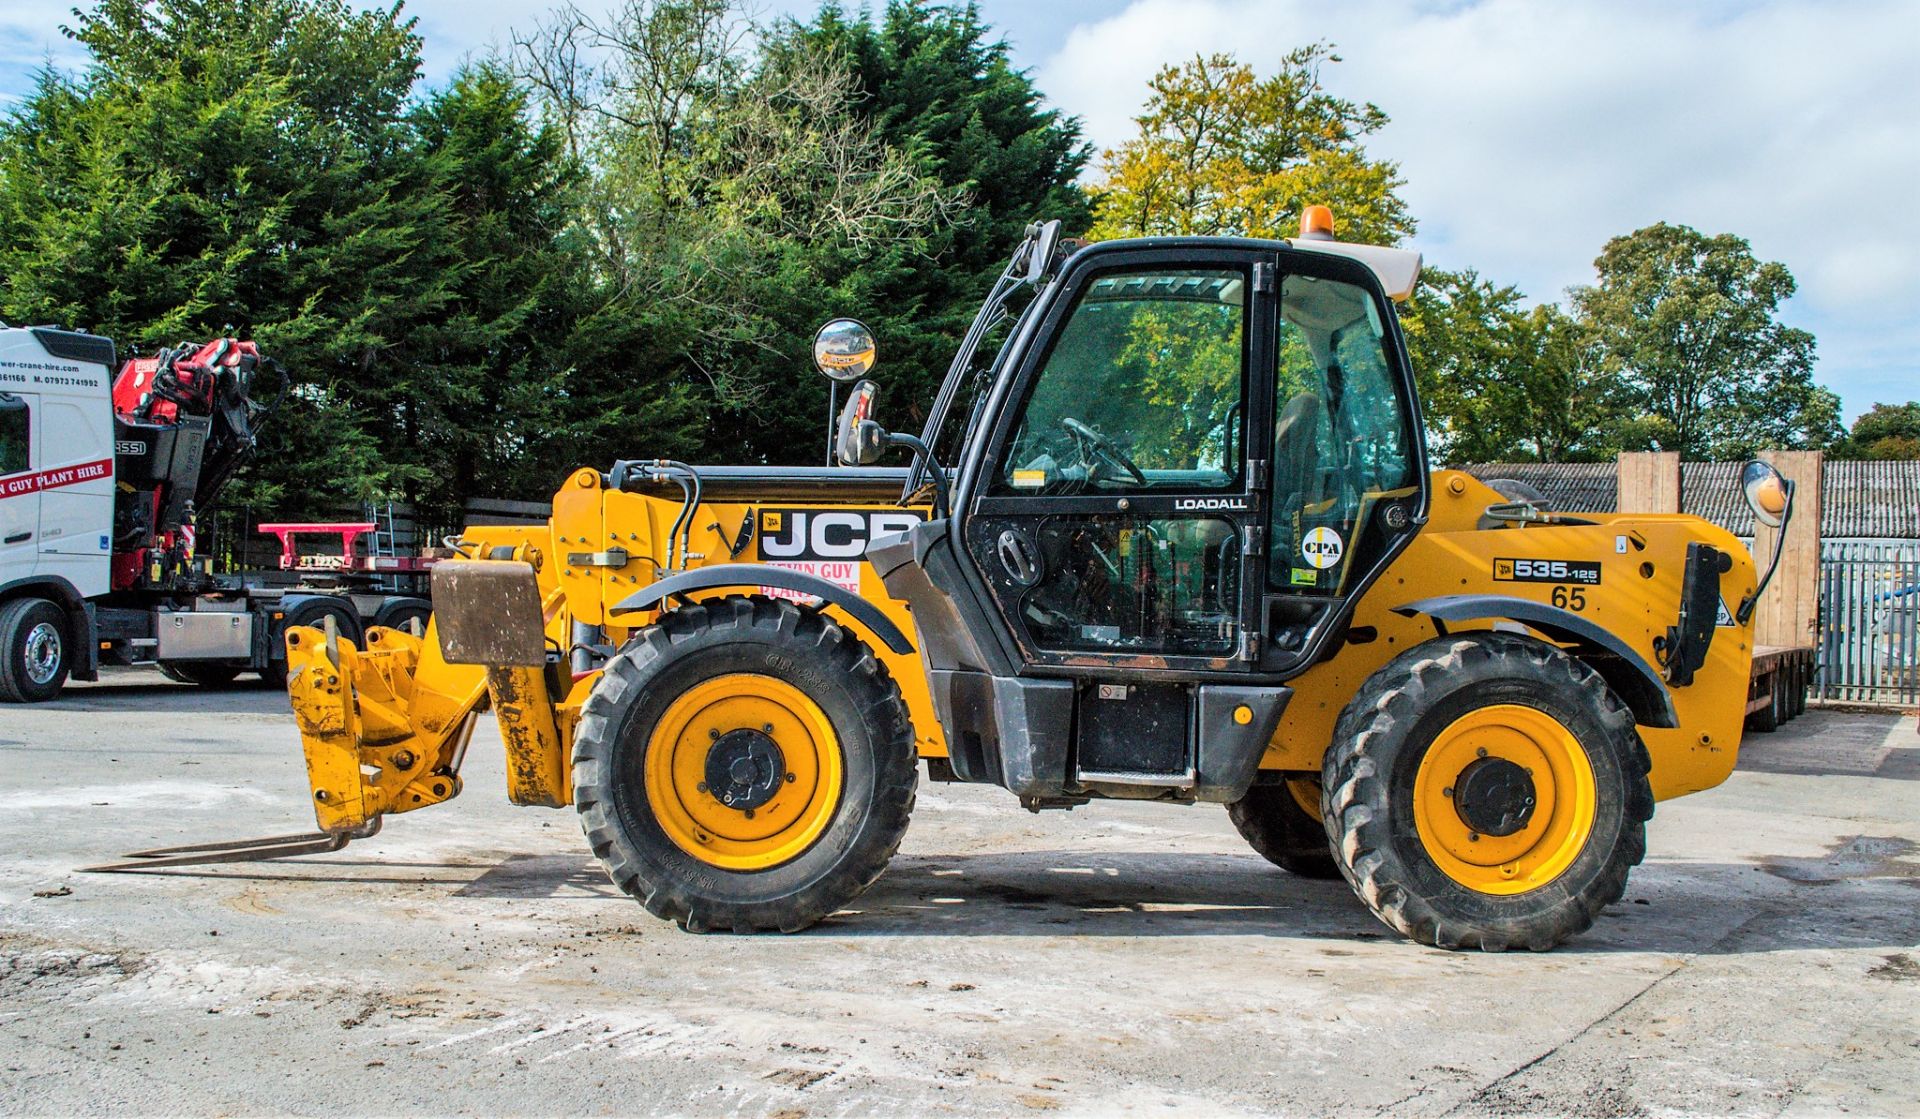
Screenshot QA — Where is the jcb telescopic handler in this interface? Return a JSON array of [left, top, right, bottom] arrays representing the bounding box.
[[103, 208, 1795, 950]]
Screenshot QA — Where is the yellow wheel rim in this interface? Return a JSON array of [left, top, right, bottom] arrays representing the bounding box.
[[642, 673, 844, 871], [1412, 704, 1596, 896], [1286, 776, 1322, 821]]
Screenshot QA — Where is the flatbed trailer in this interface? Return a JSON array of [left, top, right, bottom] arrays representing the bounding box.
[[1746, 644, 1816, 732]]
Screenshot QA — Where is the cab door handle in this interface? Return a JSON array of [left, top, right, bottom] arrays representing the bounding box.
[[3, 531, 30, 544], [996, 528, 1042, 587]]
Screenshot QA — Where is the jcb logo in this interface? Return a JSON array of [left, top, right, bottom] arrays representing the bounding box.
[[759, 508, 925, 561]]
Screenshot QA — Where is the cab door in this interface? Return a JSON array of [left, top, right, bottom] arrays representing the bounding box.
[[958, 248, 1275, 674], [1, 392, 38, 582]]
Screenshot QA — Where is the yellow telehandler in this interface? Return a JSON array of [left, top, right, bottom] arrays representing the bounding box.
[[100, 209, 1797, 950]]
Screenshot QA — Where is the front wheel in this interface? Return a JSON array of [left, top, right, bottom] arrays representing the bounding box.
[[572, 596, 917, 933], [0, 597, 70, 703], [1323, 632, 1653, 951]]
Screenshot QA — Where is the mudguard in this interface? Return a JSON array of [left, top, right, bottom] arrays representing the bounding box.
[[609, 563, 915, 655], [1392, 594, 1678, 729]]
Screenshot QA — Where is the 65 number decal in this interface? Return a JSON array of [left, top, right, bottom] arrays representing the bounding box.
[[1550, 585, 1588, 612]]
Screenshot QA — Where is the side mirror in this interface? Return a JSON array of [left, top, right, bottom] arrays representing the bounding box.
[[1025, 219, 1062, 284], [1741, 459, 1791, 529], [1736, 459, 1796, 625], [813, 318, 877, 382], [835, 379, 888, 466]]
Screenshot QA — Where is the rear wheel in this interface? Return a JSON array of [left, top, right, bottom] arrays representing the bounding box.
[[260, 600, 361, 687], [1228, 777, 1340, 878], [572, 595, 916, 932], [0, 597, 70, 703], [1323, 632, 1652, 951], [159, 661, 244, 687]]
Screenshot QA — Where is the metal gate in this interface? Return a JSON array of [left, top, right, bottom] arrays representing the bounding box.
[[1818, 541, 1919, 705]]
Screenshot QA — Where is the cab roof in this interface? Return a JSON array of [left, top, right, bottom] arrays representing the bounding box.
[[1068, 234, 1423, 302]]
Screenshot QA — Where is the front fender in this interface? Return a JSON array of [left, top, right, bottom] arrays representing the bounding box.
[[1392, 594, 1678, 729], [609, 563, 915, 656]]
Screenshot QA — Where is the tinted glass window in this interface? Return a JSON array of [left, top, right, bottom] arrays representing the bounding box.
[[994, 268, 1247, 495], [0, 395, 27, 475], [1269, 275, 1417, 592]]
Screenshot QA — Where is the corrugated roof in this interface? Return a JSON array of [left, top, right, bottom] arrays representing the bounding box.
[[1455, 460, 1920, 540]]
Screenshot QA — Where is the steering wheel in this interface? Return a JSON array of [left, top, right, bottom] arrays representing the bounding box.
[[1060, 417, 1146, 486]]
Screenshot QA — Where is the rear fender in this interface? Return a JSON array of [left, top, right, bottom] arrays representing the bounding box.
[[1392, 594, 1678, 729]]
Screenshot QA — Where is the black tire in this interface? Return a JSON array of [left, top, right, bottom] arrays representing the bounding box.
[[1322, 632, 1653, 952], [1747, 674, 1780, 733], [372, 600, 432, 636], [1228, 778, 1341, 879], [572, 595, 917, 933], [158, 661, 244, 687], [0, 597, 71, 703], [260, 600, 362, 687]]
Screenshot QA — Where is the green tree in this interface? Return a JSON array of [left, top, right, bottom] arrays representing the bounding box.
[[777, 1, 1093, 429], [1401, 270, 1626, 463], [513, 0, 960, 464], [393, 64, 615, 516], [1089, 45, 1413, 245], [1834, 401, 1920, 460], [1572, 223, 1841, 459], [0, 0, 451, 509]]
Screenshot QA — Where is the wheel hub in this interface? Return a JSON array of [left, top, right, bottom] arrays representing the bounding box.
[[704, 729, 785, 812], [1452, 755, 1536, 837], [24, 621, 61, 686]]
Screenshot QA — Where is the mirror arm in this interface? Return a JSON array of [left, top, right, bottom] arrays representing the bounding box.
[[886, 432, 948, 519], [1736, 478, 1794, 627]]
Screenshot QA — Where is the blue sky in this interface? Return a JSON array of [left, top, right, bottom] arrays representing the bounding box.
[[3, 0, 1916, 422]]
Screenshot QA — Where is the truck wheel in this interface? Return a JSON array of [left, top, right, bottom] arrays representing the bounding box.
[[0, 597, 70, 703], [1322, 632, 1653, 951], [159, 662, 243, 687], [572, 595, 917, 933], [1227, 778, 1340, 878], [259, 600, 361, 687]]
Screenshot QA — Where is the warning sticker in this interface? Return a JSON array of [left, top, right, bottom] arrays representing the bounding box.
[[1301, 526, 1344, 570], [1716, 596, 1736, 627]]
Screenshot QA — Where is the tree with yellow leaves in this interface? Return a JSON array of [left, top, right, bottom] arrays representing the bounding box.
[[1089, 44, 1414, 246]]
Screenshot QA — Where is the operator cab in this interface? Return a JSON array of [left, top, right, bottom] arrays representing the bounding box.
[[844, 209, 1429, 804]]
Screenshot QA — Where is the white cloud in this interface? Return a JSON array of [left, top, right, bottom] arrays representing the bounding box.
[[1038, 0, 1920, 415]]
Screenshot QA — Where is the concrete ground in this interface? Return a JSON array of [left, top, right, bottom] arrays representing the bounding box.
[[1, 670, 1916, 1118]]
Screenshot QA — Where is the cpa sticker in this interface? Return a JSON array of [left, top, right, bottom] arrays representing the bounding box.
[[1302, 526, 1344, 570]]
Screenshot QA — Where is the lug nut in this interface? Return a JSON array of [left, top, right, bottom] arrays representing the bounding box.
[[743, 809, 755, 819]]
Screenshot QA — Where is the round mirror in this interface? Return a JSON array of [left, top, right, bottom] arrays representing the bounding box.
[[1741, 459, 1790, 529], [813, 318, 877, 382]]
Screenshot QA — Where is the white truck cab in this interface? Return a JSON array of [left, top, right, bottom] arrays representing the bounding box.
[[0, 328, 116, 599]]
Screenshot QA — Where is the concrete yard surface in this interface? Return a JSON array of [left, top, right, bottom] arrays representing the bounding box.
[[2, 670, 1917, 1117]]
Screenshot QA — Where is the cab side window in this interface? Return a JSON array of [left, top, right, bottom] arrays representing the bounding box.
[[993, 268, 1248, 495], [1268, 274, 1417, 594], [0, 394, 28, 475]]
